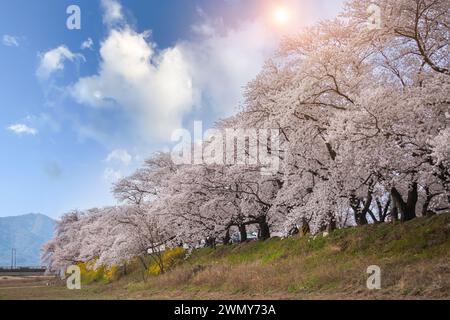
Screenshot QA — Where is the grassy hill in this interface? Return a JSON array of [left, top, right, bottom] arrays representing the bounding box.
[[1, 214, 449, 300]]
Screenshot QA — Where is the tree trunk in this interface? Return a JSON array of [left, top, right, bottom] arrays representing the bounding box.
[[257, 216, 271, 240], [350, 200, 369, 225], [350, 188, 373, 226], [391, 187, 406, 221], [391, 205, 399, 222], [422, 187, 437, 217], [223, 228, 231, 245], [391, 183, 418, 222], [327, 218, 337, 233], [319, 214, 336, 233], [379, 198, 390, 223], [138, 256, 148, 270], [406, 182, 418, 220], [205, 237, 216, 248], [349, 194, 362, 225], [238, 224, 248, 242], [435, 163, 450, 205], [138, 256, 149, 282], [301, 218, 310, 236], [288, 226, 299, 236]]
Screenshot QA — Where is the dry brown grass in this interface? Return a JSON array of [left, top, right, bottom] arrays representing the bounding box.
[[142, 214, 450, 299], [1, 214, 449, 300]]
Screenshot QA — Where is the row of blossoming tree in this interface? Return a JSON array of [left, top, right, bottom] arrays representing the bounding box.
[[43, 0, 450, 273]]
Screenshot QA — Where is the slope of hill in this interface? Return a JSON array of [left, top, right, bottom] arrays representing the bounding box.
[[134, 213, 450, 299], [0, 213, 55, 267], [0, 214, 448, 300]]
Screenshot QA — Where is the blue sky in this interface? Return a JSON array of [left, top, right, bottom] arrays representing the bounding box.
[[0, 0, 344, 218]]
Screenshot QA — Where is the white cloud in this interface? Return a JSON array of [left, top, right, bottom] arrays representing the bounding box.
[[37, 46, 84, 80], [106, 149, 132, 166], [179, 0, 340, 118], [71, 28, 195, 140], [101, 0, 124, 27], [71, 19, 275, 143], [6, 114, 57, 137], [70, 1, 316, 145], [2, 35, 19, 47], [191, 7, 221, 36], [81, 38, 94, 50], [191, 23, 216, 36], [104, 149, 133, 184], [180, 20, 277, 117], [24, 113, 60, 133], [103, 167, 123, 182], [7, 123, 38, 136]]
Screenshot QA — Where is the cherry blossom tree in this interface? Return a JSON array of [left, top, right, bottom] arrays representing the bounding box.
[[43, 0, 449, 271]]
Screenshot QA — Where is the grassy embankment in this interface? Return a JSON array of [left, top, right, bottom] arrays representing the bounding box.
[[1, 214, 449, 300]]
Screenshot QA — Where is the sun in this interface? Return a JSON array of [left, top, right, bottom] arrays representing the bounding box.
[[273, 6, 290, 25]]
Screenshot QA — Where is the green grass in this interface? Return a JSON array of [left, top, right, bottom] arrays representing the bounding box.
[[1, 214, 449, 300], [144, 214, 449, 298]]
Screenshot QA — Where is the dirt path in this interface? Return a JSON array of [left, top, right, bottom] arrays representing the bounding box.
[[0, 285, 51, 290], [0, 276, 443, 300], [0, 284, 434, 300]]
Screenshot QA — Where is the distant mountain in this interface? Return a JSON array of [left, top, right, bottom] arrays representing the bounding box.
[[0, 213, 56, 267]]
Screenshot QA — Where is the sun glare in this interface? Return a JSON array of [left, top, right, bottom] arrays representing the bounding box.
[[273, 6, 290, 25]]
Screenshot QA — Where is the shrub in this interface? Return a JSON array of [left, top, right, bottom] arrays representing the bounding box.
[[148, 247, 186, 275], [75, 261, 119, 284]]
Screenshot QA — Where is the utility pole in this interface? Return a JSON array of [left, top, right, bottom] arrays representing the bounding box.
[[10, 248, 16, 270]]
